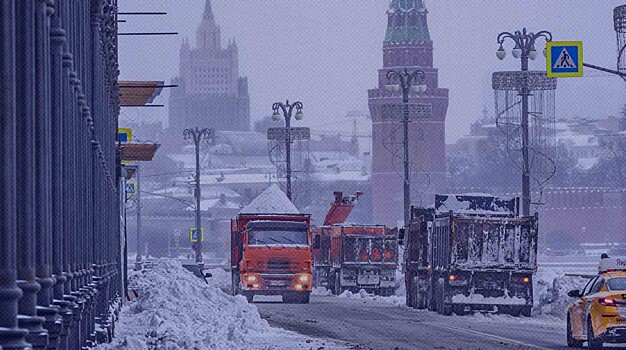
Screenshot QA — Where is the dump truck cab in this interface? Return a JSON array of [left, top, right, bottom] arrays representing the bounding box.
[[231, 213, 313, 303]]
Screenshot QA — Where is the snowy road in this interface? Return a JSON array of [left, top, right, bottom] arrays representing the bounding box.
[[256, 294, 626, 350]]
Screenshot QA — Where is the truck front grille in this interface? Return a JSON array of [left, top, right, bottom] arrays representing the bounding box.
[[267, 258, 292, 271]]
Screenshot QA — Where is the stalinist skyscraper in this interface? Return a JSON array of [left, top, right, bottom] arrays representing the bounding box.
[[368, 0, 449, 226], [169, 0, 250, 133]]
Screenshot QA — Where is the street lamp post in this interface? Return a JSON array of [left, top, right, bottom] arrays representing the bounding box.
[[183, 127, 214, 267], [271, 100, 304, 201], [496, 28, 552, 217], [385, 69, 427, 228]]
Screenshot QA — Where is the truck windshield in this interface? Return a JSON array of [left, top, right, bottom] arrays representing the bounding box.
[[607, 277, 626, 291], [248, 230, 308, 245]]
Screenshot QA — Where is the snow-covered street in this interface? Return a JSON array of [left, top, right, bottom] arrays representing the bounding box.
[[95, 258, 626, 349]]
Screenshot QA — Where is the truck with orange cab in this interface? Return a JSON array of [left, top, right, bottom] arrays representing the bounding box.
[[312, 192, 398, 296], [231, 213, 313, 303], [566, 255, 626, 349]]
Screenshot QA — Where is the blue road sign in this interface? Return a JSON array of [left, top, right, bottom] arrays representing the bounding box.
[[124, 182, 136, 194], [189, 228, 204, 243], [546, 41, 583, 78]]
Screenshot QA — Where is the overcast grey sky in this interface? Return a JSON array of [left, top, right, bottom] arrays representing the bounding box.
[[118, 1, 625, 143]]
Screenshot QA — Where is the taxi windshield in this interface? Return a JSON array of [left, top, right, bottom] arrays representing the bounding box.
[[607, 277, 626, 291]]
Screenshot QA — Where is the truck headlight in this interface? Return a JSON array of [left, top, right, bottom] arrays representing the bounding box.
[[245, 275, 257, 282], [298, 274, 311, 283]]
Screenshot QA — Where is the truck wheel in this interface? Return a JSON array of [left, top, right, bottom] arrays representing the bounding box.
[[453, 305, 466, 316], [521, 306, 532, 317], [567, 314, 583, 348], [243, 292, 253, 303], [231, 271, 241, 296], [299, 292, 311, 304], [282, 293, 293, 303], [437, 281, 451, 316], [587, 317, 603, 349], [334, 275, 342, 295]]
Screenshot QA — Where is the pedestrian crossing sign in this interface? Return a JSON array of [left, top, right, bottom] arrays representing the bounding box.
[[190, 228, 204, 243], [546, 41, 583, 78], [124, 181, 136, 195]]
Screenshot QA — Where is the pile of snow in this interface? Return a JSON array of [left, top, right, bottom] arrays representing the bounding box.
[[533, 267, 588, 318], [206, 267, 232, 294], [96, 259, 345, 350], [337, 289, 405, 306], [393, 269, 405, 297], [240, 184, 299, 214]]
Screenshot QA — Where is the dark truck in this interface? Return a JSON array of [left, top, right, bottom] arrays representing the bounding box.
[[403, 194, 538, 316]]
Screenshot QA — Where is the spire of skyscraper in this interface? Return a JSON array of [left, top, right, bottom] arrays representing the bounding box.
[[203, 0, 213, 20]]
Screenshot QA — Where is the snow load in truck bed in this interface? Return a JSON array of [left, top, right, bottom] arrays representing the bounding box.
[[239, 184, 299, 214], [435, 194, 517, 215]]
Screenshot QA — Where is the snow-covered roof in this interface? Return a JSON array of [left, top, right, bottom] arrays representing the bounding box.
[[190, 198, 240, 210], [576, 157, 599, 171], [240, 184, 299, 214], [313, 170, 370, 182], [556, 133, 599, 147]]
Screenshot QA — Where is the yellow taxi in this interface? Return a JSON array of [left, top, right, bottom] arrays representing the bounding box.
[[566, 256, 626, 349]]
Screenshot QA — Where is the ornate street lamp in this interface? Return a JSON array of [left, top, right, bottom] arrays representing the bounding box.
[[183, 127, 214, 267], [495, 28, 552, 217], [614, 4, 626, 79], [385, 69, 427, 228], [271, 100, 304, 201]]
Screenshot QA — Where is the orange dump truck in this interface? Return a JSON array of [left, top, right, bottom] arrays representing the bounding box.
[[312, 192, 398, 296], [231, 213, 313, 303]]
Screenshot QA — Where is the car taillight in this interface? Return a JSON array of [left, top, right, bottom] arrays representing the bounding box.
[[599, 298, 616, 306], [371, 247, 382, 262], [384, 248, 395, 260]]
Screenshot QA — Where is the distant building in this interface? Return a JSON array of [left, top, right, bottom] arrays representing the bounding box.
[[168, 0, 250, 135], [368, 0, 449, 226]]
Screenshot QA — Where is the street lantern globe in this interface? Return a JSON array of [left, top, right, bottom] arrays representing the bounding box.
[[496, 44, 506, 60], [271, 110, 281, 121], [512, 45, 522, 59], [385, 84, 397, 92], [543, 47, 547, 58], [294, 110, 304, 121], [529, 49, 538, 60], [418, 84, 427, 93]]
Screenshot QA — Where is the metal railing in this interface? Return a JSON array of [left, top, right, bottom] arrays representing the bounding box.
[[1, 1, 122, 349]]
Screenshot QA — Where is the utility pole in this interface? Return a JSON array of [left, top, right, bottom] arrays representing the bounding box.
[[183, 127, 214, 267], [135, 165, 142, 270], [271, 100, 304, 201], [496, 28, 552, 216], [385, 69, 427, 228]]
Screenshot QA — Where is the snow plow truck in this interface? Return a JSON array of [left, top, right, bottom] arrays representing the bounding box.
[[312, 192, 399, 296], [403, 194, 538, 316]]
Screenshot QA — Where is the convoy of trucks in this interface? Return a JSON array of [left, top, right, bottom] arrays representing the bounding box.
[[403, 194, 538, 316], [228, 188, 539, 316], [312, 192, 399, 296]]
